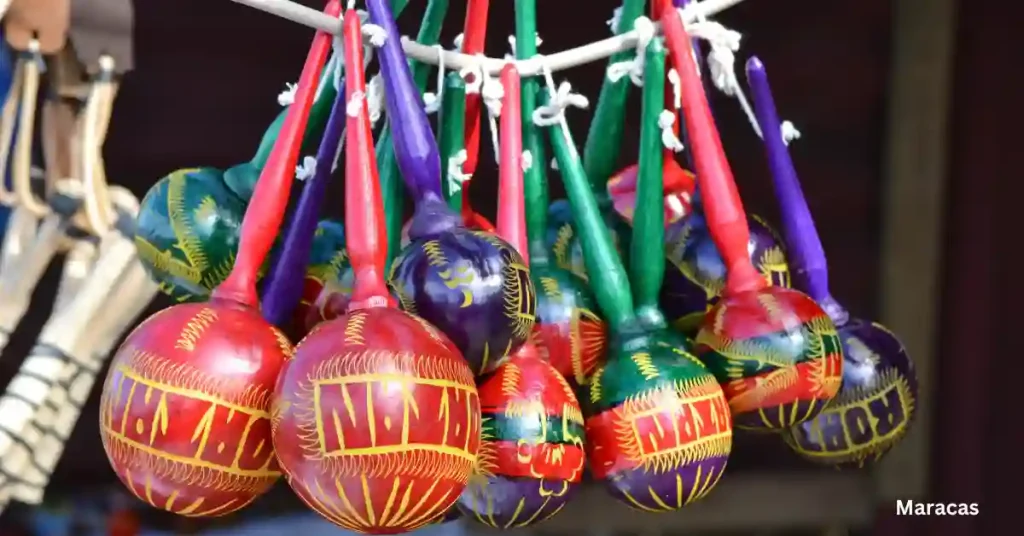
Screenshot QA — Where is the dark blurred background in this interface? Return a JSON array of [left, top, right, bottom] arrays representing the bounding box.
[[0, 0, 1019, 533]]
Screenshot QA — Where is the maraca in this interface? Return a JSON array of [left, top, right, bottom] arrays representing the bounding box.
[[457, 64, 583, 528], [744, 57, 917, 465], [660, 8, 842, 431], [545, 0, 645, 282], [656, 0, 789, 336], [544, 38, 731, 512], [376, 0, 536, 377], [98, 5, 339, 515], [271, 12, 480, 533], [513, 0, 606, 385], [133, 61, 345, 303]]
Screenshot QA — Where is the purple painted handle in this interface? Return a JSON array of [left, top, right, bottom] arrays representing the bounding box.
[[746, 57, 847, 323], [368, 0, 443, 204], [260, 82, 347, 328]]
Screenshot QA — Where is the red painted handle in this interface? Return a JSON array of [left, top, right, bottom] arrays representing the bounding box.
[[344, 9, 392, 310], [659, 5, 765, 295], [214, 0, 340, 306], [459, 0, 490, 221], [495, 65, 527, 265]]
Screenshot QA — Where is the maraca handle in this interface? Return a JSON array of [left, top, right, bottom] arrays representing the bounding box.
[[260, 82, 347, 328], [459, 0, 489, 179], [438, 73, 467, 212], [496, 65, 527, 263], [214, 0, 340, 307], [368, 0, 444, 204], [515, 0, 551, 262], [343, 10, 390, 309], [630, 39, 668, 315], [659, 5, 764, 296], [746, 57, 834, 305]]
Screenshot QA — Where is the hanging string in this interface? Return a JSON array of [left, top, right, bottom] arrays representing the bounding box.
[[658, 110, 684, 152], [684, 7, 800, 144], [447, 149, 472, 197], [532, 61, 590, 128], [422, 45, 447, 114], [606, 16, 656, 85], [506, 34, 544, 59], [522, 150, 534, 171], [295, 156, 318, 180], [479, 66, 505, 164]]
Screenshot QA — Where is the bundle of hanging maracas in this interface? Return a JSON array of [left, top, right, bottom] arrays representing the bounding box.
[[96, 0, 918, 532]]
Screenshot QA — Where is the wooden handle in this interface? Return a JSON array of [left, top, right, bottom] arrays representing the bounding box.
[[12, 51, 48, 217], [344, 8, 391, 311], [659, 6, 764, 295], [79, 57, 118, 236], [0, 61, 23, 205], [213, 0, 341, 307], [496, 65, 528, 263]]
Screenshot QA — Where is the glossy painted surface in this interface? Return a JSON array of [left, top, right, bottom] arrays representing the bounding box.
[[390, 229, 536, 376], [99, 299, 289, 516], [782, 318, 917, 467], [302, 260, 405, 332], [458, 354, 583, 527], [531, 264, 607, 386], [661, 213, 790, 335], [272, 307, 480, 534], [694, 286, 843, 431], [290, 220, 347, 339], [134, 167, 248, 303], [607, 160, 697, 226], [584, 331, 731, 512], [545, 200, 629, 283]]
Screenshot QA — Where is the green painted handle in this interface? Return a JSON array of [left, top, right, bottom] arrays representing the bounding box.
[[582, 0, 648, 200], [438, 73, 467, 212], [515, 0, 550, 264], [631, 38, 667, 321], [375, 0, 448, 265], [546, 104, 635, 329]]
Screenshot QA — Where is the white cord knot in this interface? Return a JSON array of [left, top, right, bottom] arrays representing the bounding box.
[[366, 75, 384, 124], [422, 45, 446, 114], [658, 110, 685, 152], [605, 16, 655, 86], [295, 156, 317, 180], [446, 149, 472, 194], [363, 24, 388, 47], [522, 150, 534, 171], [667, 68, 682, 109], [480, 67, 505, 162], [780, 120, 801, 144], [459, 55, 487, 94], [607, 6, 623, 32], [506, 34, 543, 59], [277, 83, 297, 106], [347, 90, 366, 117], [533, 80, 589, 126]]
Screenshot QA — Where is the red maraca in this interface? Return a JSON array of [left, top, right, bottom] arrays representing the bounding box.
[[457, 65, 583, 528], [271, 10, 480, 534], [98, 2, 341, 515], [457, 0, 497, 232], [660, 7, 842, 431]]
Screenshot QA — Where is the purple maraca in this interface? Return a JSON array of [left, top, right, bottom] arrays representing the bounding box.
[[369, 0, 535, 376], [746, 57, 918, 468]]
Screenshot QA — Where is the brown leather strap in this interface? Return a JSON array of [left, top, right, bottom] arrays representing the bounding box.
[[3, 0, 71, 54]]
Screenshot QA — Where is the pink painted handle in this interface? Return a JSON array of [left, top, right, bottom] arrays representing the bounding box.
[[495, 65, 527, 264], [343, 8, 392, 310], [213, 0, 341, 306], [659, 5, 764, 296]]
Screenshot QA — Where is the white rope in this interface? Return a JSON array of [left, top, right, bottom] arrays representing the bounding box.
[[506, 34, 543, 59], [422, 45, 446, 114], [522, 150, 534, 171], [346, 89, 366, 117], [480, 67, 505, 164], [453, 33, 465, 51], [667, 68, 682, 109], [607, 7, 624, 33], [278, 83, 298, 106], [658, 110, 684, 152], [230, 0, 749, 75], [295, 155, 317, 180], [446, 149, 472, 196], [366, 74, 384, 124], [606, 16, 656, 86], [532, 61, 589, 128]]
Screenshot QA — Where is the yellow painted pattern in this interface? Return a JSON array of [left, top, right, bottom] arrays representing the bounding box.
[[100, 348, 279, 515], [175, 308, 219, 352], [614, 462, 725, 512]]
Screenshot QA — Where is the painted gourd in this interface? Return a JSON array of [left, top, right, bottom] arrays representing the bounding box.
[[606, 160, 696, 226], [741, 57, 917, 465], [457, 65, 583, 528], [272, 18, 479, 532], [659, 10, 843, 432], [99, 13, 338, 515], [373, 0, 534, 377], [290, 219, 348, 336], [547, 38, 732, 512]]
